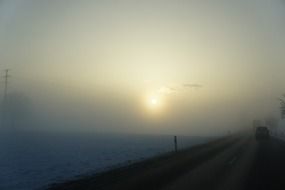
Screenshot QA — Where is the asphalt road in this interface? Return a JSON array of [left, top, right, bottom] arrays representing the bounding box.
[[163, 136, 285, 190], [49, 135, 285, 190], [244, 137, 285, 190]]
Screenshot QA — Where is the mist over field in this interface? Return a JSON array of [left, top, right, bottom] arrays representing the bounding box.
[[2, 1, 285, 190], [0, 0, 285, 136]]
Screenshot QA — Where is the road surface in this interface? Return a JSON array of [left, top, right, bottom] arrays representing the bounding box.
[[49, 135, 285, 190], [245, 137, 285, 190]]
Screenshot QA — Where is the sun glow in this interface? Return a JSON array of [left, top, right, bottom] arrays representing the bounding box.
[[143, 86, 170, 114], [151, 97, 158, 105], [145, 95, 162, 111]]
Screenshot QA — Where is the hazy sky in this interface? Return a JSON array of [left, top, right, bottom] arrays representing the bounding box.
[[0, 0, 285, 135]]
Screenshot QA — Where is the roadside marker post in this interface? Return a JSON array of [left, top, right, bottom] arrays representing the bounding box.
[[174, 136, 178, 152]]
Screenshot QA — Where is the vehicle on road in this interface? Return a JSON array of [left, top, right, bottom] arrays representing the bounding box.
[[255, 126, 270, 140]]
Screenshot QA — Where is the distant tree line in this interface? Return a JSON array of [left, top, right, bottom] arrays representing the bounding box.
[[280, 95, 285, 119]]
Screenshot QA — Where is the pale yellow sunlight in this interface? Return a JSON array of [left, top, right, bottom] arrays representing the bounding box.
[[150, 97, 158, 106], [145, 94, 163, 112]]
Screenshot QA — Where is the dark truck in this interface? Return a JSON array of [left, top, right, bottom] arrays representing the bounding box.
[[255, 126, 270, 140]]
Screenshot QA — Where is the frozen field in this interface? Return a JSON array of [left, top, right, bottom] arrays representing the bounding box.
[[0, 131, 214, 190]]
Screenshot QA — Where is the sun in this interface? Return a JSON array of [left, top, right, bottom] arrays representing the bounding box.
[[143, 92, 165, 114], [151, 98, 158, 105], [146, 95, 161, 110]]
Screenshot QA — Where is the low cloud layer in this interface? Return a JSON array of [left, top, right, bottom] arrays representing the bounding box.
[[183, 84, 203, 89]]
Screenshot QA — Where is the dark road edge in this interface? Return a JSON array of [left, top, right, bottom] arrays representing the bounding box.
[[47, 135, 244, 190]]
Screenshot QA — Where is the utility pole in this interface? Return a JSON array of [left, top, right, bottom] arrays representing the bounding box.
[[1, 69, 10, 128], [3, 69, 10, 101]]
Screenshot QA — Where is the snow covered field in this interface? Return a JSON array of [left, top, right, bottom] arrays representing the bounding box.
[[0, 131, 213, 190]]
